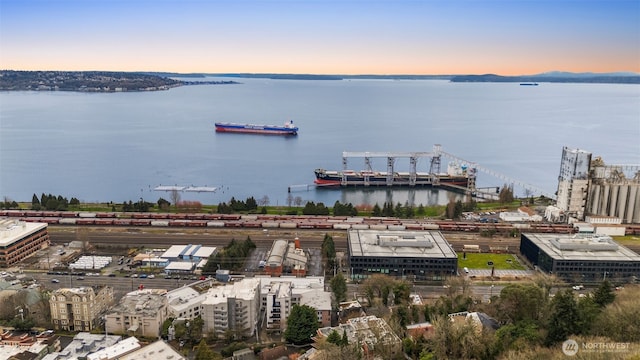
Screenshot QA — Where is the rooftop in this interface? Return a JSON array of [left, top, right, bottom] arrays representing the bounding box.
[[348, 230, 457, 258], [161, 244, 216, 259], [0, 219, 47, 247], [86, 336, 140, 360], [119, 339, 185, 360], [109, 289, 168, 316], [523, 233, 640, 262], [203, 278, 260, 305]]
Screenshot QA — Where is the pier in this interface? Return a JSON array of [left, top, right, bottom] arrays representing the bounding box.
[[298, 144, 557, 200]]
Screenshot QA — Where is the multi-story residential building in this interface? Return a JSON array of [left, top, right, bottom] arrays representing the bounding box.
[[0, 219, 49, 267], [261, 278, 331, 331], [105, 289, 169, 339], [50, 286, 114, 332], [201, 278, 261, 337], [166, 285, 207, 319]]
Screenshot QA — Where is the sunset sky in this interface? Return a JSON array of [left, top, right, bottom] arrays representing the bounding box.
[[1, 0, 639, 75]]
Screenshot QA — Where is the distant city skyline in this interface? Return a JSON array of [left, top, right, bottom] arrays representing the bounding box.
[[1, 0, 639, 75]]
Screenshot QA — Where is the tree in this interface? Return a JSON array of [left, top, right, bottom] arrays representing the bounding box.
[[194, 339, 222, 360], [258, 195, 270, 206], [322, 234, 336, 273], [372, 203, 382, 216], [170, 189, 181, 209], [331, 272, 347, 304], [495, 283, 545, 324], [545, 289, 580, 345], [327, 329, 341, 345], [284, 304, 319, 345], [31, 193, 41, 210], [592, 280, 615, 307], [591, 285, 640, 342], [499, 184, 514, 204]]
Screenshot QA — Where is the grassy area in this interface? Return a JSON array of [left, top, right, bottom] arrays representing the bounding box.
[[458, 253, 526, 270], [612, 235, 640, 246]]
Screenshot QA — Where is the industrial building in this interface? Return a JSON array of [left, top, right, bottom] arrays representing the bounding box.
[[263, 238, 308, 276], [555, 147, 640, 223], [348, 229, 458, 280], [519, 233, 640, 283], [0, 219, 50, 267], [50, 286, 114, 332]]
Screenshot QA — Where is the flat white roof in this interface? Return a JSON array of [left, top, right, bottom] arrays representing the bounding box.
[[348, 229, 457, 259], [203, 278, 260, 305], [523, 233, 640, 262], [257, 275, 325, 290], [161, 244, 216, 259], [86, 336, 140, 360], [120, 339, 186, 360], [165, 261, 195, 271], [0, 219, 47, 247], [298, 288, 331, 311]]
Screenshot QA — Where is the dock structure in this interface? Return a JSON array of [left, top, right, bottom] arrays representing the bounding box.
[[154, 185, 217, 193], [340, 145, 478, 194], [331, 144, 556, 200]]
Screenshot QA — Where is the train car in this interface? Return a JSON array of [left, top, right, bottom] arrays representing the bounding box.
[[95, 212, 117, 218], [220, 214, 242, 221], [224, 220, 243, 227], [203, 214, 223, 220], [59, 211, 78, 218], [130, 219, 151, 226], [113, 219, 133, 226], [187, 220, 207, 227], [94, 219, 115, 225], [76, 218, 96, 225]]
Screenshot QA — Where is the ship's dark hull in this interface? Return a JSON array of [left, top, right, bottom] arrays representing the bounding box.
[[314, 169, 468, 187]]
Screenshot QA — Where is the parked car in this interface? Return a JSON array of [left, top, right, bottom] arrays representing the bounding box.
[[51, 279, 60, 283]]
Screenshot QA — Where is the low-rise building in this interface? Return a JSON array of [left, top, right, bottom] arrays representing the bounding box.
[[86, 336, 140, 360], [50, 286, 114, 332], [316, 316, 401, 358], [520, 233, 640, 283], [0, 331, 60, 360], [0, 219, 49, 267], [348, 229, 458, 280], [105, 289, 169, 339], [119, 339, 185, 360], [263, 238, 308, 276], [42, 332, 122, 360]]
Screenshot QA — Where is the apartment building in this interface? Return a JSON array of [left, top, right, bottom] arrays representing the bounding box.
[[105, 289, 169, 338], [50, 286, 114, 332], [201, 278, 261, 337]]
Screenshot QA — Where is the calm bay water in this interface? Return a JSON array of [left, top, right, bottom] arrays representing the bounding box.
[[1, 79, 639, 207]]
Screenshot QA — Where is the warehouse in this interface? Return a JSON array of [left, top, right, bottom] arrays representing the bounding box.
[[348, 229, 458, 281], [520, 233, 640, 283]]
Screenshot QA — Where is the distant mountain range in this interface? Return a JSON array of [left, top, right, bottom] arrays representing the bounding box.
[[158, 71, 640, 84], [449, 72, 640, 84]]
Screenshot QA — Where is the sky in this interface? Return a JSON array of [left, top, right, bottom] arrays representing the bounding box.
[[1, 0, 639, 75]]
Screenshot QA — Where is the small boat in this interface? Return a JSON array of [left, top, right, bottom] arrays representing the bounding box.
[[214, 120, 298, 135], [519, 83, 539, 86]]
